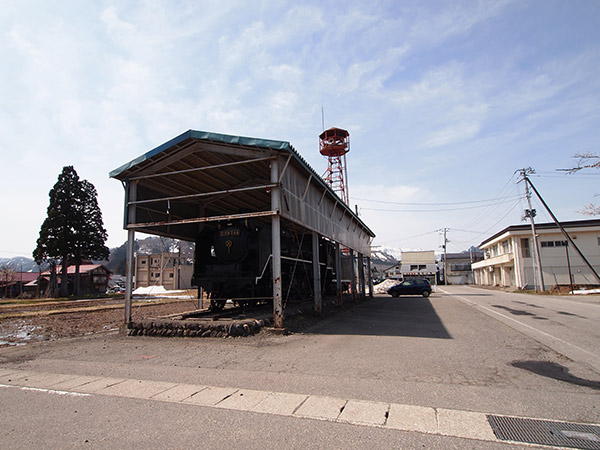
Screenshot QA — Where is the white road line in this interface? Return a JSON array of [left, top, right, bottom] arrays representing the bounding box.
[[439, 288, 598, 358], [0, 383, 91, 397]]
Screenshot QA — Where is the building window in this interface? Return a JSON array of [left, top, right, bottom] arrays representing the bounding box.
[[502, 240, 510, 254], [169, 273, 174, 278], [541, 240, 567, 248], [521, 238, 530, 258], [141, 260, 146, 265]]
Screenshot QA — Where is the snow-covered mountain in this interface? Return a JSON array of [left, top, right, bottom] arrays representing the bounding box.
[[0, 257, 37, 272], [372, 246, 402, 262]]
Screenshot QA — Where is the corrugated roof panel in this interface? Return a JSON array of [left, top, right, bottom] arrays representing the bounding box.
[[109, 130, 292, 179]]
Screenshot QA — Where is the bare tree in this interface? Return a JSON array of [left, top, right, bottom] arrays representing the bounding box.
[[558, 153, 600, 215]]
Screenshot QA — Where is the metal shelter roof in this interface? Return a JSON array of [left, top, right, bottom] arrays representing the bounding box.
[[110, 130, 374, 253]]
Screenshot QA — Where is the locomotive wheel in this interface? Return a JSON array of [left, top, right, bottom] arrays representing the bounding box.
[[210, 299, 226, 311], [235, 300, 251, 308]]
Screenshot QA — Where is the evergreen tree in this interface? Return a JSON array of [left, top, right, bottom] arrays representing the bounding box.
[[33, 166, 109, 297], [72, 180, 109, 295]]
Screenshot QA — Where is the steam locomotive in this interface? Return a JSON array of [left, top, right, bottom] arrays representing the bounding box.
[[192, 220, 336, 310]]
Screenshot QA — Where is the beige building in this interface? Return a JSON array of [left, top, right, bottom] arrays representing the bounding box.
[[441, 251, 483, 285], [472, 219, 600, 289], [135, 252, 193, 290]]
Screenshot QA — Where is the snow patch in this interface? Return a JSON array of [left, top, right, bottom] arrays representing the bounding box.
[[373, 279, 398, 294], [132, 286, 186, 296], [571, 289, 600, 295]]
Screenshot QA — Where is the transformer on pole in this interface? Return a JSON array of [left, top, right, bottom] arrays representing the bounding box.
[[319, 127, 350, 205]]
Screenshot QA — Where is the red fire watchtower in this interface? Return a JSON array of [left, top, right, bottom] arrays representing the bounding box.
[[319, 127, 350, 205]]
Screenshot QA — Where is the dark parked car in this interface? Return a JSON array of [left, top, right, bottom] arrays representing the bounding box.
[[387, 278, 432, 298]]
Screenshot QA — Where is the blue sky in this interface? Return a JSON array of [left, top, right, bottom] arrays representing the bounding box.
[[1, 0, 599, 259]]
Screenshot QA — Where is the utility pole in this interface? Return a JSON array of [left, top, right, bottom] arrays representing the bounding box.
[[526, 173, 600, 285], [439, 228, 449, 285], [518, 168, 545, 291]]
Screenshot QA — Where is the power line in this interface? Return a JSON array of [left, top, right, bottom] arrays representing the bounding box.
[[465, 198, 524, 242], [361, 197, 523, 213], [459, 173, 521, 232], [377, 229, 439, 246], [351, 194, 523, 206]]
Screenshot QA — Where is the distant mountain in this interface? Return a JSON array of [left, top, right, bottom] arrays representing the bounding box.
[[1, 237, 197, 277], [0, 257, 38, 272], [105, 237, 195, 275], [371, 247, 401, 263], [370, 247, 400, 274]]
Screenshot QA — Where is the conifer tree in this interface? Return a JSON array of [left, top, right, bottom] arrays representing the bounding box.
[[72, 180, 109, 295], [33, 166, 109, 297]]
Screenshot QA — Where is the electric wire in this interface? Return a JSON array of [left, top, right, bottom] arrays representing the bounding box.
[[459, 172, 521, 232], [351, 194, 523, 206], [376, 229, 439, 246], [360, 196, 523, 213]]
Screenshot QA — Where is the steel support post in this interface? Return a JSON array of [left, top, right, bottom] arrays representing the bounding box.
[[271, 157, 283, 328], [124, 180, 137, 324], [367, 257, 373, 297], [350, 249, 357, 302], [335, 242, 342, 306], [125, 229, 135, 324], [312, 231, 322, 314], [358, 253, 365, 297]]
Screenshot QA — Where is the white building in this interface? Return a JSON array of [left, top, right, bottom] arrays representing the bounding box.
[[472, 219, 600, 289], [384, 250, 437, 284]]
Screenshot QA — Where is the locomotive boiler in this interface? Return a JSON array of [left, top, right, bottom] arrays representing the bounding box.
[[192, 220, 336, 310]]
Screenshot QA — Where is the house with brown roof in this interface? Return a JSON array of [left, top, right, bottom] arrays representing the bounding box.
[[0, 271, 40, 298], [30, 263, 112, 296]]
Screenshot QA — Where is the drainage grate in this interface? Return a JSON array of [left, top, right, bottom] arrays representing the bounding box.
[[488, 415, 600, 449]]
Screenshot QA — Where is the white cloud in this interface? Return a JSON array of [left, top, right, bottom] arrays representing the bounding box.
[[1, 0, 599, 258]]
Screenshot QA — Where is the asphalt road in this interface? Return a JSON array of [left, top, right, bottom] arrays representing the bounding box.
[[438, 285, 600, 373], [1, 286, 599, 449]]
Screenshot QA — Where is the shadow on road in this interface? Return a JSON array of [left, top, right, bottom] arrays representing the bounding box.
[[492, 304, 546, 319], [295, 296, 452, 339], [512, 360, 600, 390]]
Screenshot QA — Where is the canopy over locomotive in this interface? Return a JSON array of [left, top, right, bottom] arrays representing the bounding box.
[[111, 130, 375, 327]]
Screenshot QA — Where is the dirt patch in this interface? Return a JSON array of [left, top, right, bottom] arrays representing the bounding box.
[[0, 299, 199, 347]]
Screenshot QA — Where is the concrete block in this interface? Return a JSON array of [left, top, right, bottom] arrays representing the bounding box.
[[73, 377, 126, 393], [216, 389, 271, 411], [437, 408, 496, 441], [1, 370, 34, 384], [152, 384, 206, 402], [183, 386, 238, 406], [386, 403, 437, 434], [99, 379, 178, 399], [294, 395, 347, 421], [251, 392, 308, 416], [48, 375, 105, 390], [338, 399, 389, 426], [6, 372, 81, 389]]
